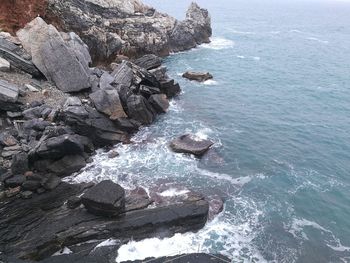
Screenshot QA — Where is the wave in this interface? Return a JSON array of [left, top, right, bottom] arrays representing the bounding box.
[[201, 37, 235, 50], [203, 79, 218, 86], [230, 29, 256, 35], [306, 37, 329, 45]]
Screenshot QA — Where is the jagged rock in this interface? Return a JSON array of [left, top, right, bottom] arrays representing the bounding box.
[[0, 57, 10, 71], [125, 253, 231, 263], [17, 17, 91, 93], [182, 71, 213, 82], [89, 89, 127, 120], [67, 196, 82, 209], [22, 105, 53, 120], [134, 54, 162, 70], [61, 98, 128, 146], [0, 35, 42, 77], [0, 79, 20, 111], [149, 66, 168, 82], [170, 134, 214, 156], [99, 71, 114, 90], [139, 85, 161, 98], [160, 79, 181, 98], [127, 95, 156, 124], [149, 94, 169, 113], [82, 180, 126, 217], [11, 152, 29, 175]]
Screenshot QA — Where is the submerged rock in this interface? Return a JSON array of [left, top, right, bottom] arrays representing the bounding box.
[[182, 71, 213, 82], [82, 180, 126, 217], [170, 134, 214, 156]]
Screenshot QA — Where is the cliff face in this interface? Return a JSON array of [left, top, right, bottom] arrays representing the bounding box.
[[0, 0, 211, 63]]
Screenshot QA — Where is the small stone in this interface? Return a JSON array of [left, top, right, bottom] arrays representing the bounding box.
[[108, 151, 120, 159], [21, 190, 33, 199], [0, 191, 5, 201], [22, 180, 41, 191], [7, 111, 23, 118], [36, 187, 46, 194], [42, 89, 49, 97], [25, 84, 39, 92], [67, 196, 82, 209], [5, 175, 26, 187], [24, 171, 34, 177], [5, 186, 21, 197]]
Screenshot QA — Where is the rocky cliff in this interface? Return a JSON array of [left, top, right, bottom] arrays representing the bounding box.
[[0, 0, 211, 63]]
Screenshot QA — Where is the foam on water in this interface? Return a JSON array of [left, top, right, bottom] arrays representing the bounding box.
[[201, 37, 235, 50], [203, 79, 219, 85], [306, 37, 329, 44]]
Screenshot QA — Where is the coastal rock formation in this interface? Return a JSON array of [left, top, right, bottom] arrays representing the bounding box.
[[45, 0, 211, 61], [170, 134, 214, 156], [183, 71, 213, 82]]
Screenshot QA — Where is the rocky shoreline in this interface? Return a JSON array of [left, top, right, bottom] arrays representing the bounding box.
[[0, 0, 227, 262]]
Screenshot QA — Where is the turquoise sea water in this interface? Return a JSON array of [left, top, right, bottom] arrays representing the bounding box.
[[68, 0, 350, 262]]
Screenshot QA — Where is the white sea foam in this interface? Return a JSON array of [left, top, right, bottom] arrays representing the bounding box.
[[201, 37, 235, 50], [288, 218, 332, 240], [53, 247, 72, 256], [252, 56, 261, 61], [95, 239, 119, 249], [237, 55, 245, 59], [159, 188, 190, 197], [203, 79, 218, 85], [231, 29, 256, 35]]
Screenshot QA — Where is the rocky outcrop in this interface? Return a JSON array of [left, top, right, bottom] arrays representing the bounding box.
[[183, 71, 213, 82], [17, 17, 91, 93], [43, 0, 211, 62], [170, 134, 214, 157]]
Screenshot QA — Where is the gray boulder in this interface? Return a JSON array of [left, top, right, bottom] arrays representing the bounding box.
[[149, 94, 169, 113], [0, 80, 20, 111], [160, 79, 181, 98], [134, 54, 162, 70], [89, 89, 127, 120], [127, 95, 156, 124], [82, 180, 125, 217], [170, 134, 214, 156], [17, 17, 91, 93]]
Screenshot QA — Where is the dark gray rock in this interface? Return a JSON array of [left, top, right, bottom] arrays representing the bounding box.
[[21, 190, 33, 199], [0, 131, 18, 146], [170, 134, 214, 156], [89, 89, 127, 120], [22, 180, 41, 191], [82, 180, 125, 217], [5, 175, 26, 187], [127, 95, 156, 125], [17, 18, 91, 93], [139, 85, 161, 98], [41, 175, 62, 190], [125, 253, 231, 263], [67, 196, 82, 209], [46, 155, 86, 177], [0, 79, 21, 111], [149, 66, 168, 82], [149, 94, 169, 113], [11, 152, 29, 175], [99, 71, 114, 90], [134, 54, 162, 70], [182, 71, 213, 82], [160, 79, 181, 98], [22, 105, 53, 120]]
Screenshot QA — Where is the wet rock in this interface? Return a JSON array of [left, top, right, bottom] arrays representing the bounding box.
[[67, 196, 82, 209], [149, 94, 169, 113], [22, 180, 41, 191], [11, 152, 29, 175], [207, 194, 224, 221], [5, 175, 26, 187], [17, 17, 91, 93], [160, 79, 181, 98], [46, 155, 86, 177], [182, 71, 213, 82], [89, 89, 127, 120], [81, 180, 126, 217], [139, 85, 161, 98], [126, 95, 156, 125], [5, 186, 20, 197], [170, 134, 214, 156], [0, 79, 20, 111], [134, 54, 162, 70], [108, 151, 120, 159], [21, 190, 33, 199]]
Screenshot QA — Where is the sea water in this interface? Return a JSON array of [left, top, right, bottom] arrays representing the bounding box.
[[65, 0, 350, 261]]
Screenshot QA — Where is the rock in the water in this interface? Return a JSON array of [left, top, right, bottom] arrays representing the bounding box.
[[182, 71, 213, 82], [125, 253, 231, 263], [0, 79, 20, 111], [126, 95, 156, 124], [170, 134, 214, 156], [17, 17, 91, 93], [149, 94, 169, 113], [0, 57, 10, 71], [134, 54, 162, 70], [81, 180, 126, 217], [89, 89, 127, 120]]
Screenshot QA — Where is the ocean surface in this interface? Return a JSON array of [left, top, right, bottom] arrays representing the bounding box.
[[67, 0, 350, 262]]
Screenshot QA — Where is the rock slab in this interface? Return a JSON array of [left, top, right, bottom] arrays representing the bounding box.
[[170, 134, 214, 156]]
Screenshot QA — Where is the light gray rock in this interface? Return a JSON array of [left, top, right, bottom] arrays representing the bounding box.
[[89, 89, 127, 120], [0, 80, 21, 111], [17, 17, 91, 93], [0, 57, 10, 71]]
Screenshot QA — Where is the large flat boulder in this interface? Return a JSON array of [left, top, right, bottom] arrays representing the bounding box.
[[17, 17, 91, 93], [81, 180, 126, 217], [170, 134, 214, 157], [182, 71, 213, 82]]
